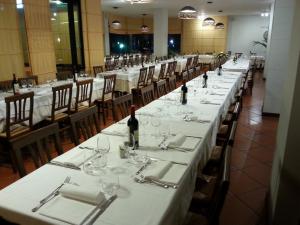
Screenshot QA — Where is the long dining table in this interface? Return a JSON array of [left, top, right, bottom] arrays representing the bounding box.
[[0, 78, 104, 133], [0, 70, 242, 225]]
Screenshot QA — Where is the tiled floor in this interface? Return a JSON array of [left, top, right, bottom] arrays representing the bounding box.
[[220, 71, 278, 225], [0, 71, 278, 225]]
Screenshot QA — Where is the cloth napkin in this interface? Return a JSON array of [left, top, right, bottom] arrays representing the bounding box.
[[39, 184, 106, 225], [51, 149, 94, 167], [165, 133, 200, 151]]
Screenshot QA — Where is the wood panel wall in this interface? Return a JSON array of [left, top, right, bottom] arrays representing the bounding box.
[[81, 0, 105, 71], [24, 0, 56, 83], [181, 16, 228, 54], [0, 0, 24, 80]]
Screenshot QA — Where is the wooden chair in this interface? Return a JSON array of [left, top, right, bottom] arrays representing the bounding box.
[[93, 66, 104, 77], [18, 76, 38, 87], [167, 75, 177, 92], [113, 57, 120, 69], [128, 55, 134, 67], [112, 94, 133, 122], [173, 61, 178, 75], [95, 74, 116, 125], [134, 54, 140, 65], [195, 65, 201, 77], [156, 80, 168, 98], [9, 123, 63, 177], [182, 70, 188, 82], [48, 83, 73, 123], [70, 106, 100, 146], [185, 57, 193, 70], [73, 79, 93, 112], [187, 146, 231, 225], [157, 63, 166, 81], [0, 92, 34, 139], [192, 55, 199, 67], [188, 68, 195, 80], [166, 61, 174, 77], [0, 80, 12, 92], [140, 84, 155, 106], [121, 56, 128, 67], [146, 66, 155, 85], [131, 67, 148, 106], [56, 71, 73, 81]]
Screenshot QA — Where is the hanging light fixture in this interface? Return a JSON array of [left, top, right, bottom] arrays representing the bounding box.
[[141, 14, 149, 33], [203, 17, 215, 26], [215, 22, 225, 29], [178, 6, 198, 19], [126, 0, 150, 4], [111, 20, 122, 29]]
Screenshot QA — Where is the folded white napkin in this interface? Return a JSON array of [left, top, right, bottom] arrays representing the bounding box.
[[51, 149, 94, 167], [143, 160, 172, 180], [39, 184, 106, 225], [165, 134, 186, 147], [165, 133, 200, 151], [60, 183, 106, 205]]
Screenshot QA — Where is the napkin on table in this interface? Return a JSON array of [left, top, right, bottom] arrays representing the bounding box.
[[51, 149, 94, 167]]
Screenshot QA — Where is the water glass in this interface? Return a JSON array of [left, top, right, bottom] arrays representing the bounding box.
[[96, 135, 110, 155], [83, 151, 107, 176], [101, 173, 120, 195]]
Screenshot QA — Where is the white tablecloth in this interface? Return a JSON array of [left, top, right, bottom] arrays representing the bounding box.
[[198, 55, 216, 64], [250, 55, 265, 68], [0, 71, 242, 225], [0, 78, 104, 132], [222, 58, 250, 73]]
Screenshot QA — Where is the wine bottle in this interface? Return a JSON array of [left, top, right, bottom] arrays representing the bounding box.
[[203, 72, 208, 88], [127, 105, 139, 148], [12, 74, 19, 95], [180, 81, 188, 105], [218, 65, 222, 76]]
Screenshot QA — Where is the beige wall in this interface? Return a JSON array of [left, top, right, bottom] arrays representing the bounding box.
[[0, 0, 24, 80], [181, 16, 228, 54], [24, 0, 56, 83], [81, 0, 105, 71]]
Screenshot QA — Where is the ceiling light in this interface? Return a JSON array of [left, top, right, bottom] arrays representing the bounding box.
[[111, 20, 121, 29], [215, 22, 225, 29], [126, 0, 150, 4], [207, 1, 213, 4], [197, 14, 205, 20], [203, 17, 215, 26], [141, 14, 150, 33], [16, 0, 23, 9], [178, 6, 198, 19], [50, 0, 63, 5]]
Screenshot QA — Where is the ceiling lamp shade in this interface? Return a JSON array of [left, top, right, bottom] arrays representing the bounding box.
[[215, 22, 225, 29], [126, 0, 150, 4], [203, 17, 215, 26], [141, 24, 150, 33], [111, 20, 121, 29], [178, 6, 197, 19]]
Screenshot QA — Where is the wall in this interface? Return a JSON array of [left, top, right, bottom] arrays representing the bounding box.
[[81, 0, 104, 71], [227, 15, 269, 56], [181, 16, 228, 54], [24, 0, 57, 82], [0, 0, 24, 80], [269, 0, 300, 224]]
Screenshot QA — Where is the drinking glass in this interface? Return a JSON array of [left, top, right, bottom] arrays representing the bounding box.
[[101, 172, 120, 195], [83, 150, 107, 176], [96, 135, 110, 155]]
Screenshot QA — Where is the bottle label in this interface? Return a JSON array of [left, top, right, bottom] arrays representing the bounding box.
[[14, 83, 19, 93]]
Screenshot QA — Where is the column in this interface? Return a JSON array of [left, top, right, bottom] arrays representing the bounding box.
[[153, 8, 168, 57], [103, 13, 110, 56], [0, 0, 24, 80], [268, 0, 300, 224], [81, 0, 105, 73], [263, 0, 295, 114], [23, 0, 56, 82]]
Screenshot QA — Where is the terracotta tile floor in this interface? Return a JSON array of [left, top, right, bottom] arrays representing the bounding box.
[[0, 71, 278, 225], [220, 71, 278, 225]]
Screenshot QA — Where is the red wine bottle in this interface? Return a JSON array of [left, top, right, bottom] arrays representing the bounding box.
[[127, 105, 139, 148], [12, 74, 19, 95], [180, 81, 188, 105]]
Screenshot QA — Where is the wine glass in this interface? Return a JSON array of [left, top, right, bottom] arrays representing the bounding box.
[[96, 135, 110, 155], [101, 172, 120, 195]]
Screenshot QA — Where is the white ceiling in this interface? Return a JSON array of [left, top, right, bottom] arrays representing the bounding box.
[[102, 0, 274, 17]]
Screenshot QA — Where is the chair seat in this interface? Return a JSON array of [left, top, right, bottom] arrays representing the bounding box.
[[46, 112, 69, 122], [210, 146, 223, 161], [218, 124, 228, 135], [184, 212, 208, 225], [223, 113, 233, 124], [71, 104, 90, 113], [0, 125, 30, 138], [228, 104, 235, 113]]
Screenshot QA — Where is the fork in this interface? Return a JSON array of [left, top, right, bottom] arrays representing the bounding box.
[[32, 176, 71, 212]]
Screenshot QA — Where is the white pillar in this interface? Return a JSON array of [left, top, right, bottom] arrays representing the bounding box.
[[268, 0, 300, 224], [263, 0, 295, 114], [153, 8, 168, 57], [103, 13, 110, 56]]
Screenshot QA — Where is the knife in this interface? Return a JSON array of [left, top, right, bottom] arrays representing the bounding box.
[[85, 195, 117, 225], [48, 162, 81, 171]]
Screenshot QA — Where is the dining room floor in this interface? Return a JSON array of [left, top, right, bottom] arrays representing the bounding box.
[[0, 70, 279, 225]]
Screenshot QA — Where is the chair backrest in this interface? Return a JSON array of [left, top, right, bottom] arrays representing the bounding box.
[[172, 61, 177, 74], [93, 66, 104, 77], [10, 123, 63, 177], [166, 61, 173, 77], [70, 106, 100, 146], [128, 55, 134, 67], [146, 66, 155, 85], [121, 56, 128, 67], [105, 57, 112, 71], [228, 121, 237, 147], [113, 94, 133, 122], [135, 54, 140, 65], [208, 145, 231, 225], [195, 65, 201, 77], [51, 83, 73, 121], [113, 57, 119, 68], [75, 79, 93, 112], [182, 70, 188, 82], [102, 74, 116, 101], [0, 80, 12, 92], [158, 63, 166, 80], [18, 76, 38, 87], [156, 80, 167, 98], [5, 92, 34, 139], [137, 67, 148, 88], [188, 68, 195, 80], [186, 57, 193, 70], [140, 84, 155, 106], [192, 55, 199, 67], [56, 71, 73, 81], [168, 75, 177, 92]]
